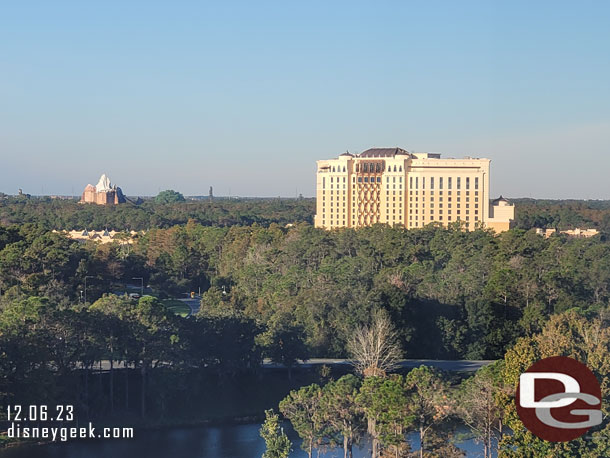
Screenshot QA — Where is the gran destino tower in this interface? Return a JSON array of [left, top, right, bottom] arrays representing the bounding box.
[[314, 147, 514, 232]]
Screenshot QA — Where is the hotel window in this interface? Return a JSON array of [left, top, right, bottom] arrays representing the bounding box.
[[448, 177, 452, 189], [439, 177, 443, 190], [422, 177, 425, 190], [457, 177, 461, 190], [430, 177, 434, 189], [475, 177, 479, 190], [466, 177, 470, 190]]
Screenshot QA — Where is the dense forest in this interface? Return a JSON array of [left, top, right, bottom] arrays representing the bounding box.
[[1, 199, 610, 455], [1, 220, 609, 361], [0, 196, 314, 230], [2, 195, 610, 232]]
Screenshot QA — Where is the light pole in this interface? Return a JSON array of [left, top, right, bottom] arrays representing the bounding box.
[[133, 277, 144, 297], [84, 275, 94, 304]]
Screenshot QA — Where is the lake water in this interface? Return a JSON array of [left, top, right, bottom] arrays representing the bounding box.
[[0, 423, 493, 458]]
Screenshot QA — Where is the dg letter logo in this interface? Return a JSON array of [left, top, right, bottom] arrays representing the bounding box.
[[516, 356, 602, 442]]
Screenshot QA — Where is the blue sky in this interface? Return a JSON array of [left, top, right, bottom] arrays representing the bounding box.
[[1, 1, 609, 198]]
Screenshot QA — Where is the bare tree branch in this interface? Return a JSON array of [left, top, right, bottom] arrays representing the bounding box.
[[347, 309, 402, 377]]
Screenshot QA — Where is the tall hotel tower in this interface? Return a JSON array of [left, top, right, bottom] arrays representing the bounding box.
[[314, 147, 514, 232]]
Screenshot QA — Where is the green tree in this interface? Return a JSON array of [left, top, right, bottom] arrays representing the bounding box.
[[259, 313, 309, 380], [320, 374, 364, 458], [404, 366, 454, 458], [130, 295, 181, 418], [260, 409, 292, 458], [357, 375, 413, 458], [279, 384, 328, 458], [155, 189, 186, 204], [456, 362, 505, 458]]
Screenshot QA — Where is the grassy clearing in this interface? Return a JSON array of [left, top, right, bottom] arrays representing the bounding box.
[[162, 299, 191, 317]]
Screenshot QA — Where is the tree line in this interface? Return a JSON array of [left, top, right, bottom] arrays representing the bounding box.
[[0, 293, 266, 421], [3, 195, 610, 232], [2, 221, 610, 361], [0, 196, 314, 230]]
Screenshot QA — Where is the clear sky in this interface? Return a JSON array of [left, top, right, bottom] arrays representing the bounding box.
[[1, 1, 609, 198]]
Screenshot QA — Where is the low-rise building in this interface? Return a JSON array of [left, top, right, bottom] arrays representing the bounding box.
[[535, 227, 599, 238], [56, 229, 141, 244]]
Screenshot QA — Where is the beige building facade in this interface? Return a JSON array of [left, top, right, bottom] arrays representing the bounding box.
[[314, 147, 514, 232], [80, 174, 126, 205], [55, 229, 141, 244]]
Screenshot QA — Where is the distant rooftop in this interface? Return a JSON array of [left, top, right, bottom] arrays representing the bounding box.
[[358, 147, 411, 158]]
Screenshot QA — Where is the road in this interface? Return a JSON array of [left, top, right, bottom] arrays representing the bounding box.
[[92, 359, 493, 372], [263, 358, 493, 372], [177, 297, 201, 316]]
